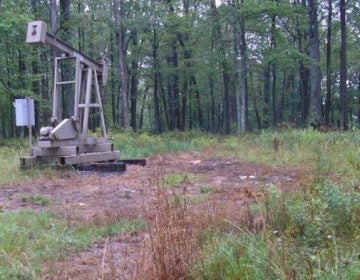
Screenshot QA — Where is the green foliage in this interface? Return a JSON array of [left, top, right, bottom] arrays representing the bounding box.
[[0, 211, 144, 278], [193, 181, 360, 279], [266, 182, 360, 245]]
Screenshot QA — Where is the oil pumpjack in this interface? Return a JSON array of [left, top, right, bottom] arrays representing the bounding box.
[[20, 21, 144, 171]]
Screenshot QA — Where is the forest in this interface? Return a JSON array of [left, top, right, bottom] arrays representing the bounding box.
[[1, 0, 359, 137]]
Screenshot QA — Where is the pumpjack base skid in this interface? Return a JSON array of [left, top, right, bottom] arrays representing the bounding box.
[[20, 153, 146, 172], [20, 138, 146, 171]]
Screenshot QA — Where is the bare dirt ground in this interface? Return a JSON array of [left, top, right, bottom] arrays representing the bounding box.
[[0, 150, 308, 279]]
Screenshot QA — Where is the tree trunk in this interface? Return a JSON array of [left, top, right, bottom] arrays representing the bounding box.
[[307, 0, 322, 125], [114, 0, 129, 129], [110, 34, 117, 125], [210, 76, 216, 133], [233, 0, 241, 132], [271, 12, 277, 126], [296, 0, 310, 126], [233, 0, 247, 133], [139, 88, 148, 130], [357, 74, 360, 125], [5, 48, 14, 137], [50, 0, 58, 122], [223, 70, 231, 134], [324, 0, 332, 125], [30, 0, 40, 130], [191, 76, 204, 129], [59, 0, 73, 119], [279, 71, 286, 123], [211, 0, 231, 134], [130, 28, 139, 132], [152, 28, 162, 133], [239, 0, 247, 133], [339, 0, 348, 130], [263, 66, 271, 128], [159, 72, 170, 130], [251, 71, 261, 130]]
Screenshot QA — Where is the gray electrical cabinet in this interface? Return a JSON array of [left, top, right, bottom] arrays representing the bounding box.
[[14, 99, 35, 127]]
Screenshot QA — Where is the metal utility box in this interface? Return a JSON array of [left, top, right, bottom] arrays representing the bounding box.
[[14, 99, 35, 126], [26, 21, 47, 44]]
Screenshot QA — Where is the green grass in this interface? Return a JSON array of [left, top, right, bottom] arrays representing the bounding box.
[[112, 131, 216, 158], [0, 139, 59, 185], [193, 230, 360, 279], [219, 129, 360, 178], [199, 185, 220, 194], [0, 211, 144, 279], [20, 195, 51, 206], [192, 181, 360, 279], [162, 173, 202, 189], [4, 129, 360, 185]]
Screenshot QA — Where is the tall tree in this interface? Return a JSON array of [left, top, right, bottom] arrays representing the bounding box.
[[307, 0, 322, 125], [339, 0, 348, 129], [114, 0, 130, 129], [233, 0, 247, 133], [271, 2, 277, 126], [59, 0, 71, 118], [210, 0, 231, 134], [324, 0, 333, 125], [130, 27, 139, 132]]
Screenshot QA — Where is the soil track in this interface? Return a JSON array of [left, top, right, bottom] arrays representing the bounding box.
[[0, 150, 308, 279]]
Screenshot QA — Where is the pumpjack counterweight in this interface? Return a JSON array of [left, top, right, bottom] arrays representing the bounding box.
[[21, 21, 144, 170]]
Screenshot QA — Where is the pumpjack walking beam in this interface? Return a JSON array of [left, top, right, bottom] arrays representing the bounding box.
[[20, 20, 138, 170]]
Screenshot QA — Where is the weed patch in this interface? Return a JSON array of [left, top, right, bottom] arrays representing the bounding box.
[[20, 195, 51, 206], [161, 173, 201, 188]]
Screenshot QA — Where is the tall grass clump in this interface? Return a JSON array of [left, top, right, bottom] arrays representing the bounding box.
[[192, 181, 360, 279], [134, 183, 197, 280]]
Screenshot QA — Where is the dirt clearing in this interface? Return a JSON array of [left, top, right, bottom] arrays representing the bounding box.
[[0, 150, 308, 279]]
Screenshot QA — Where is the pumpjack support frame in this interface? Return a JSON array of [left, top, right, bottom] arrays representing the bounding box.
[[20, 21, 144, 170]]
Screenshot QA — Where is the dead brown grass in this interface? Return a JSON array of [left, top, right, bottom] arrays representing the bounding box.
[[134, 181, 196, 280], [132, 173, 267, 280]]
